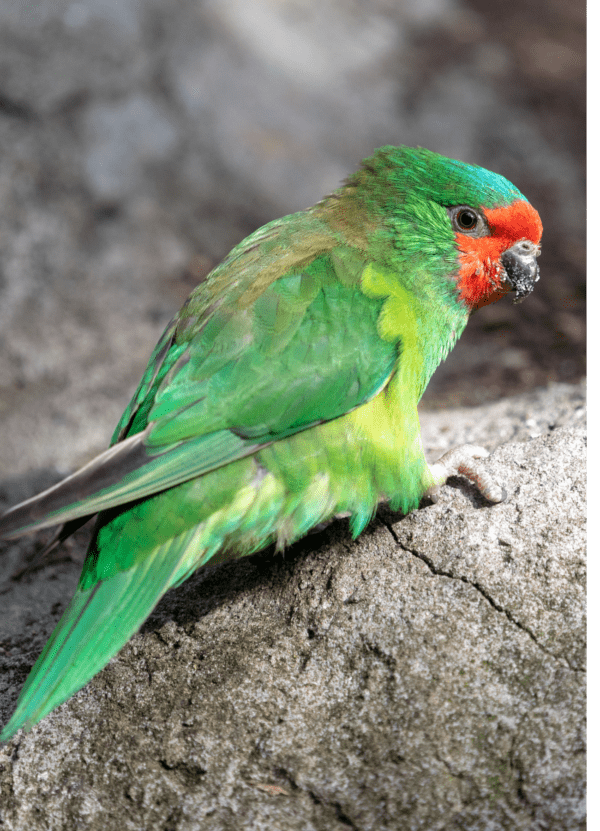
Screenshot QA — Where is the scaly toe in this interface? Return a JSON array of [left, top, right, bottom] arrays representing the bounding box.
[[425, 444, 505, 503]]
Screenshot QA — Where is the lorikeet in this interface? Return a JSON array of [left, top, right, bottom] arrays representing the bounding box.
[[0, 146, 542, 740]]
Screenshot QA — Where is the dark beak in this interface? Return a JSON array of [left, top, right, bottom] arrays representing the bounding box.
[[500, 240, 541, 303]]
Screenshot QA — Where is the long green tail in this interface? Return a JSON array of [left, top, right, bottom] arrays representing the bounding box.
[[1, 526, 200, 741]]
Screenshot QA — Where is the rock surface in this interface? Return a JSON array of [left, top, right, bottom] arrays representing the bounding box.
[[0, 383, 586, 830], [0, 0, 586, 827]]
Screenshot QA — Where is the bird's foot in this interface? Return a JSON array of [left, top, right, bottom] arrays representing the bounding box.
[[425, 445, 505, 504]]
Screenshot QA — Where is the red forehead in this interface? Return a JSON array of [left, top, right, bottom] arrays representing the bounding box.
[[484, 200, 543, 245]]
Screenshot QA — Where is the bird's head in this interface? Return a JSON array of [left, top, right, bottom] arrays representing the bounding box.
[[349, 146, 543, 312]]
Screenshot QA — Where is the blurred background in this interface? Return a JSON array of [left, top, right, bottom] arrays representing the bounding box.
[[0, 0, 585, 479]]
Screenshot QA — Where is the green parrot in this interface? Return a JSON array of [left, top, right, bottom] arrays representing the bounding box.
[[0, 146, 542, 740]]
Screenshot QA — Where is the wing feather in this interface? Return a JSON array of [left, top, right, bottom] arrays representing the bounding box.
[[0, 240, 398, 541]]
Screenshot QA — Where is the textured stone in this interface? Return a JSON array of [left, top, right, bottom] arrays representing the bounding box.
[[0, 0, 586, 827], [0, 388, 586, 830]]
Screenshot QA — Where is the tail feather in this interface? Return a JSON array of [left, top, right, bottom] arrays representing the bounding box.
[[1, 526, 199, 741]]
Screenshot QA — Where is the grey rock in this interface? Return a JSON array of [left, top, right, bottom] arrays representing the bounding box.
[[420, 380, 586, 456], [0, 0, 586, 826], [0, 386, 586, 830]]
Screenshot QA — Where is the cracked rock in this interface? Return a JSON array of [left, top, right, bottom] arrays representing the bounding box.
[[0, 390, 586, 831], [0, 0, 585, 826]]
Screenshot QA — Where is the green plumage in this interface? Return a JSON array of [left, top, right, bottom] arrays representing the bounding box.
[[0, 146, 534, 740]]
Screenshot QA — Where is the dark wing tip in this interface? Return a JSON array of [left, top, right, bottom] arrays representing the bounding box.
[[0, 433, 149, 540]]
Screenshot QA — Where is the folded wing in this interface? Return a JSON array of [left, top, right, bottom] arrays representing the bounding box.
[[0, 247, 399, 540]]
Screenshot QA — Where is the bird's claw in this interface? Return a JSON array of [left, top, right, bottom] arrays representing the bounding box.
[[425, 444, 505, 504]]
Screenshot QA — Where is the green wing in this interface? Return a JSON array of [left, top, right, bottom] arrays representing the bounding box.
[[0, 239, 398, 539], [0, 237, 402, 739]]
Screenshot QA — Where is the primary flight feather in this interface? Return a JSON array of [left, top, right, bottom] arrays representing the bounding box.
[[0, 146, 542, 740]]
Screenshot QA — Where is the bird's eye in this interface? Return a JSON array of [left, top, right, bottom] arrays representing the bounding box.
[[456, 209, 477, 229], [447, 205, 488, 237]]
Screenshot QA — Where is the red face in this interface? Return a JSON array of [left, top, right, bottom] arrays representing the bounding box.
[[454, 201, 543, 310]]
